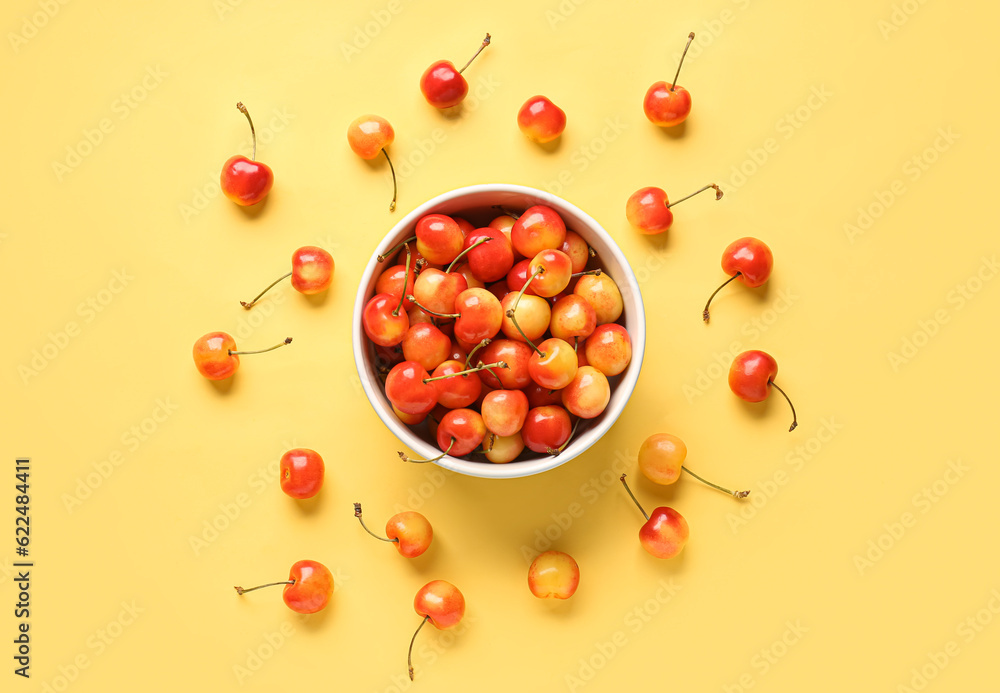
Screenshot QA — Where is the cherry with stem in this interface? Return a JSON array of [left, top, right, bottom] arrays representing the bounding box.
[[445, 236, 492, 274], [671, 32, 696, 94], [505, 266, 546, 356], [378, 236, 417, 263], [669, 184, 723, 208], [681, 467, 750, 499], [408, 616, 430, 680], [619, 473, 649, 520], [229, 337, 292, 356], [702, 272, 741, 322], [353, 502, 398, 546]]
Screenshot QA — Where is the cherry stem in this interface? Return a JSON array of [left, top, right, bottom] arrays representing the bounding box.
[[681, 466, 750, 499], [619, 474, 649, 521], [354, 502, 398, 543], [422, 361, 508, 384], [399, 438, 456, 464], [506, 266, 545, 356], [378, 236, 417, 263], [702, 272, 740, 323], [671, 32, 696, 92], [234, 579, 294, 596], [769, 380, 799, 432], [571, 268, 602, 278], [458, 33, 491, 74], [407, 295, 459, 320], [241, 272, 293, 309], [382, 148, 398, 212], [667, 184, 723, 208], [229, 337, 292, 356], [236, 102, 257, 161], [393, 246, 412, 317], [446, 236, 492, 274], [408, 615, 430, 680], [547, 418, 581, 456], [491, 205, 520, 220], [465, 338, 491, 370]]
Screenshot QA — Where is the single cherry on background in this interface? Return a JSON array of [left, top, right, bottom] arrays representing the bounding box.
[[354, 503, 433, 557], [528, 550, 580, 599], [626, 183, 722, 235], [619, 474, 689, 559], [517, 95, 567, 144], [420, 33, 491, 109], [703, 237, 774, 322], [279, 448, 325, 499], [408, 580, 466, 680], [221, 102, 274, 206], [241, 246, 334, 309], [347, 114, 398, 211], [193, 332, 291, 380], [638, 433, 749, 499], [643, 32, 696, 127], [234, 559, 333, 614], [729, 350, 798, 431]]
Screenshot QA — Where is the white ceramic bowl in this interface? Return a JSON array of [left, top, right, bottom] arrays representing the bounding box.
[[352, 184, 646, 479]]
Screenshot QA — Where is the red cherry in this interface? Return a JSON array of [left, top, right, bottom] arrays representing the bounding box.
[[428, 359, 483, 410], [643, 33, 696, 128], [420, 34, 491, 109], [347, 114, 398, 211], [363, 293, 410, 347], [625, 184, 722, 235], [221, 102, 273, 206], [435, 408, 487, 456], [481, 389, 529, 437], [234, 559, 333, 614], [477, 339, 533, 390], [703, 238, 774, 322], [416, 214, 465, 266], [521, 405, 572, 454], [728, 350, 798, 431], [619, 474, 689, 559], [240, 246, 334, 309], [528, 249, 573, 298], [354, 503, 433, 558], [401, 323, 451, 372], [192, 332, 291, 380], [279, 448, 325, 499], [411, 268, 468, 316], [409, 580, 465, 680], [511, 205, 567, 258], [517, 95, 567, 144], [461, 227, 514, 283], [385, 361, 438, 416]]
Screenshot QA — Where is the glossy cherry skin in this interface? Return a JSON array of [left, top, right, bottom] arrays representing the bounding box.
[[521, 405, 572, 454], [193, 331, 238, 380], [279, 448, 325, 499], [573, 273, 623, 325], [481, 389, 529, 437], [401, 323, 451, 372], [722, 237, 774, 287], [638, 433, 687, 485], [436, 408, 487, 456], [528, 249, 573, 298], [386, 512, 433, 558], [639, 507, 689, 559], [529, 338, 579, 390], [376, 263, 418, 312], [416, 214, 465, 266], [528, 550, 580, 599], [643, 82, 692, 127], [462, 227, 514, 283], [511, 206, 567, 259], [524, 382, 563, 408], [385, 361, 438, 415], [221, 155, 273, 206], [412, 268, 468, 316], [584, 324, 632, 377], [626, 187, 673, 234], [561, 366, 610, 419], [729, 350, 778, 402], [484, 432, 525, 463], [506, 259, 540, 295], [517, 96, 567, 144], [347, 114, 395, 159], [500, 292, 551, 343], [429, 360, 482, 410], [477, 339, 533, 390], [560, 231, 590, 273], [420, 61, 469, 109], [291, 246, 334, 294], [453, 288, 503, 344], [363, 293, 409, 347], [549, 294, 597, 343], [414, 580, 465, 629], [283, 560, 334, 614]]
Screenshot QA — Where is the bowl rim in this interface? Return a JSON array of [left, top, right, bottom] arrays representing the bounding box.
[[352, 183, 646, 479]]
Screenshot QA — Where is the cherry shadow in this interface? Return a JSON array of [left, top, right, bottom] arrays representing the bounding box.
[[291, 492, 324, 517], [207, 376, 237, 396], [653, 119, 687, 140], [303, 289, 330, 308], [294, 605, 330, 632], [237, 193, 270, 219], [534, 136, 563, 155]]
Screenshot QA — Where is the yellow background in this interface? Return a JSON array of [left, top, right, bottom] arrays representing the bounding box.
[[2, 0, 998, 691]]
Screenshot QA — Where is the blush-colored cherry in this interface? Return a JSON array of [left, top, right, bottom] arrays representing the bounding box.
[[241, 246, 334, 309], [528, 337, 579, 390], [279, 448, 325, 499], [416, 214, 465, 266], [354, 502, 433, 558], [549, 294, 597, 343], [619, 474, 689, 559], [584, 324, 632, 377], [234, 559, 333, 614], [193, 332, 291, 380], [703, 237, 774, 322], [461, 227, 513, 283], [561, 366, 610, 419], [348, 114, 398, 211], [573, 273, 623, 325], [221, 102, 274, 206], [401, 323, 451, 372], [408, 580, 465, 680], [517, 95, 567, 144], [481, 388, 529, 436], [521, 405, 572, 454], [729, 350, 798, 431], [511, 206, 567, 258], [643, 32, 696, 128], [484, 431, 525, 463], [528, 550, 580, 599], [638, 433, 749, 499], [626, 183, 722, 234], [420, 34, 491, 109]]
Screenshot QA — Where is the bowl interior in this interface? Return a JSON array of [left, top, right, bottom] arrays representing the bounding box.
[[352, 184, 645, 479]]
